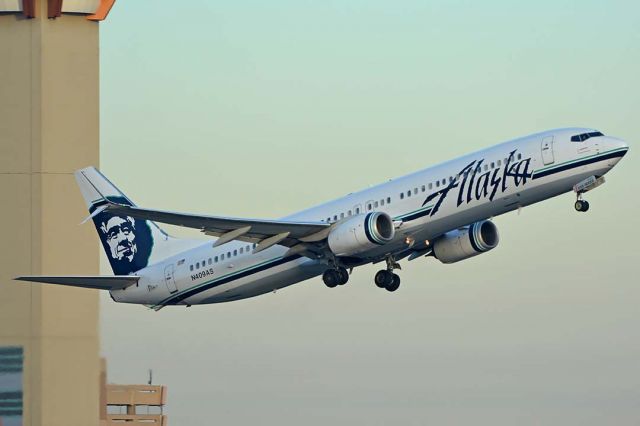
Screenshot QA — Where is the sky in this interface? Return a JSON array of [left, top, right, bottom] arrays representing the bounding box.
[[99, 1, 639, 425]]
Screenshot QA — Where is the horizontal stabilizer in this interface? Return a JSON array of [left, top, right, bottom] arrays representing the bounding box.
[[15, 275, 139, 290]]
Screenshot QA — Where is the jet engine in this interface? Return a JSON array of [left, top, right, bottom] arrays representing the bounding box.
[[433, 220, 499, 264], [328, 212, 395, 256]]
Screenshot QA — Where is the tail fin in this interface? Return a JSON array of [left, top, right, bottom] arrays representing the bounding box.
[[75, 167, 201, 275]]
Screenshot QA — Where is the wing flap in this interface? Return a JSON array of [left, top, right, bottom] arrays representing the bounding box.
[[15, 276, 139, 290]]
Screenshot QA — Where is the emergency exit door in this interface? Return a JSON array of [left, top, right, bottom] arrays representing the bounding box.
[[164, 264, 178, 293], [541, 136, 555, 165]]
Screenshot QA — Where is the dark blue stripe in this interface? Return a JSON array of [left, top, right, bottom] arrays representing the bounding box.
[[0, 358, 23, 366], [0, 401, 22, 408], [468, 223, 482, 252], [0, 392, 22, 400], [163, 255, 302, 306], [0, 408, 22, 416], [0, 348, 22, 356], [363, 213, 381, 245], [533, 150, 626, 180]]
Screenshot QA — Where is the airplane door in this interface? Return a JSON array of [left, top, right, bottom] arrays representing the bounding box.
[[541, 136, 555, 165], [164, 264, 178, 293]]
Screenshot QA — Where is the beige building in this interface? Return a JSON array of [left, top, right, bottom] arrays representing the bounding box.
[[0, 1, 115, 425]]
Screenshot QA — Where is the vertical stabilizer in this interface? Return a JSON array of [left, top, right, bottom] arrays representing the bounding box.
[[75, 167, 202, 275]]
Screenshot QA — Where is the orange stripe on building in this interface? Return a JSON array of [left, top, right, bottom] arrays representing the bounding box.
[[87, 0, 116, 21]]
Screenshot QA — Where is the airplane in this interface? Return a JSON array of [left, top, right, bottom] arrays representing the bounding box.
[[17, 127, 628, 309]]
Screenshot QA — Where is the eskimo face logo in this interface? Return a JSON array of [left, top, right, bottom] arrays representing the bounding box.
[[91, 197, 153, 275], [423, 149, 533, 217], [101, 216, 138, 263]]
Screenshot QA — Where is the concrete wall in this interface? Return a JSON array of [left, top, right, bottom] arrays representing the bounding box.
[[0, 4, 100, 425]]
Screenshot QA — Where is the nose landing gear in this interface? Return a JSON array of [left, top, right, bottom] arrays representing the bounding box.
[[574, 199, 590, 212], [573, 175, 605, 213]]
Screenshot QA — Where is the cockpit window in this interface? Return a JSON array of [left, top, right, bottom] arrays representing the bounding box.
[[571, 131, 604, 142]]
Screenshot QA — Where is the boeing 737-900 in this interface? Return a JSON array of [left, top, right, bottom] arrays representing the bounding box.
[[17, 128, 629, 309]]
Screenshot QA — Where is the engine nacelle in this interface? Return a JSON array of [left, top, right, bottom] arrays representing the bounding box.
[[328, 212, 395, 256], [433, 220, 499, 264]]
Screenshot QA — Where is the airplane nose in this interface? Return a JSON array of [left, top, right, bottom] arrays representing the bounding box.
[[608, 136, 629, 155]]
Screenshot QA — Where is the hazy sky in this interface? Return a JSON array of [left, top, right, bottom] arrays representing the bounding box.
[[99, 1, 639, 425]]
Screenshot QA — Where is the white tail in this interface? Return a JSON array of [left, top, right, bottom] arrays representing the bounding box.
[[75, 167, 203, 275]]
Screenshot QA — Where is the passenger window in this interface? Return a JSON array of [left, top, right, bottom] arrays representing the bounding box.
[[227, 252, 231, 258], [517, 153, 522, 160], [348, 210, 352, 216], [208, 258, 212, 265], [233, 250, 237, 256], [429, 183, 433, 190], [374, 201, 378, 208], [413, 188, 418, 195], [387, 197, 391, 204], [202, 260, 205, 266], [400, 193, 404, 199], [356, 207, 360, 214], [247, 245, 251, 252], [491, 162, 495, 169], [240, 247, 243, 254], [196, 262, 200, 269], [380, 199, 385, 206], [333, 215, 338, 220], [436, 180, 440, 188], [327, 217, 331, 222], [367, 204, 371, 211], [340, 212, 344, 219], [421, 185, 425, 192], [497, 160, 501, 166], [221, 254, 225, 260], [442, 178, 446, 185], [484, 165, 488, 171], [215, 256, 218, 262], [407, 191, 411, 197], [190, 265, 194, 271]]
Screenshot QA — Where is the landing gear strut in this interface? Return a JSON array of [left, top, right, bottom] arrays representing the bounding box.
[[323, 266, 349, 288], [374, 256, 401, 292]]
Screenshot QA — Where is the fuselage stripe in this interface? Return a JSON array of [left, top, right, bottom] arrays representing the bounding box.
[[155, 254, 302, 307], [533, 148, 627, 179]]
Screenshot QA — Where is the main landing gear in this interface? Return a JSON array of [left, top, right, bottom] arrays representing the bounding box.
[[374, 256, 401, 292], [322, 267, 349, 288]]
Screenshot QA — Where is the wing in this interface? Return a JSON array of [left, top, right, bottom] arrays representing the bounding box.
[[15, 276, 139, 290], [102, 202, 331, 252]]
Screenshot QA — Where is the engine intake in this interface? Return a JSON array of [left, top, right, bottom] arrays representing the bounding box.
[[433, 220, 499, 264], [328, 212, 395, 256]]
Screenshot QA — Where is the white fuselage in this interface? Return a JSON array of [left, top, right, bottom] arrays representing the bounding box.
[[110, 128, 628, 307]]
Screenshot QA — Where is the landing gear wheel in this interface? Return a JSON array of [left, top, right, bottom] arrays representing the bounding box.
[[385, 273, 401, 292], [375, 270, 393, 288], [337, 267, 349, 285], [322, 269, 340, 288], [574, 200, 590, 212]]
